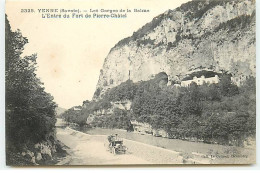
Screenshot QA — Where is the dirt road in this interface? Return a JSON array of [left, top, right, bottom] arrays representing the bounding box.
[[56, 127, 152, 165]]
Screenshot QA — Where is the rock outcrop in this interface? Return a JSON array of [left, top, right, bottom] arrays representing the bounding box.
[[93, 0, 255, 100], [13, 131, 66, 165], [18, 140, 56, 165]]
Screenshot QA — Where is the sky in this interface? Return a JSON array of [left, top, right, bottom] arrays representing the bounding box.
[[6, 0, 190, 109]]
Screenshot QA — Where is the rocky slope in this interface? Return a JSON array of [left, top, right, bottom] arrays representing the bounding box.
[[93, 0, 255, 100]]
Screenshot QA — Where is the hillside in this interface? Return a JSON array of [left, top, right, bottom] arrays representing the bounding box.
[[93, 0, 255, 100]]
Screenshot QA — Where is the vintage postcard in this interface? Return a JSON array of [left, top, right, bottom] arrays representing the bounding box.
[[5, 0, 256, 166]]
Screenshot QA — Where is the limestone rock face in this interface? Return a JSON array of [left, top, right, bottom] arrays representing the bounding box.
[[93, 0, 255, 100]]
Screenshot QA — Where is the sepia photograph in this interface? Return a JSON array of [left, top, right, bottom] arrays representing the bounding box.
[[5, 0, 256, 166]]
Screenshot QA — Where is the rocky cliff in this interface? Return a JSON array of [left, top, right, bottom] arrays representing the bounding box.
[[93, 0, 255, 100]]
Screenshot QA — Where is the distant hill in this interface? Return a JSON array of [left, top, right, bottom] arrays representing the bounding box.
[[55, 107, 67, 117]]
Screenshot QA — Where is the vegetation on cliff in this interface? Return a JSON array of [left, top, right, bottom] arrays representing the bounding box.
[[62, 72, 255, 146], [113, 0, 252, 49], [131, 75, 255, 146]]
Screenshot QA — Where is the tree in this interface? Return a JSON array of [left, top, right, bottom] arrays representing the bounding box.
[[5, 15, 57, 151], [179, 82, 203, 117], [218, 74, 239, 97]]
